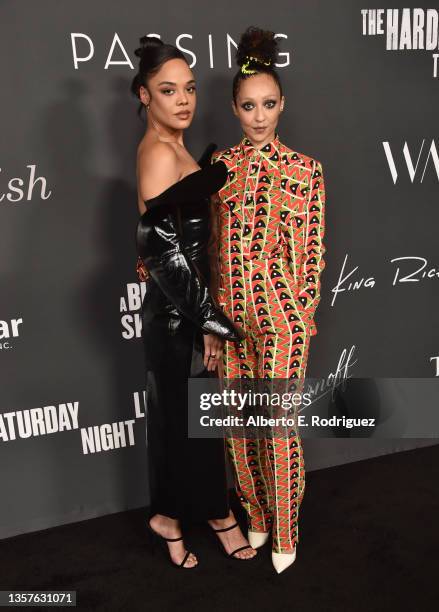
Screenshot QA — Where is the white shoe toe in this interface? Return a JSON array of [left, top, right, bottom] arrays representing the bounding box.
[[247, 530, 270, 549], [272, 550, 296, 574]]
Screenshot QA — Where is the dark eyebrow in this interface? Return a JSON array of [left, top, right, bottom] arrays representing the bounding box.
[[241, 95, 278, 102], [157, 80, 196, 86]]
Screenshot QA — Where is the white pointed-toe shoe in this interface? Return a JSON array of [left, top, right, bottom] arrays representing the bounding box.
[[247, 530, 270, 549], [272, 549, 297, 574]]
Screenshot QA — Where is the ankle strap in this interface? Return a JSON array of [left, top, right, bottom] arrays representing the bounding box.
[[213, 522, 238, 533]]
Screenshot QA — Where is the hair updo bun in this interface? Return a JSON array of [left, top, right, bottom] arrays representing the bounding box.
[[236, 26, 278, 69], [134, 35, 164, 59], [130, 35, 187, 116], [233, 26, 283, 102]]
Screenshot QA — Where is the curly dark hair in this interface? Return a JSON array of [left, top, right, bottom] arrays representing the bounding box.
[[233, 26, 283, 102]]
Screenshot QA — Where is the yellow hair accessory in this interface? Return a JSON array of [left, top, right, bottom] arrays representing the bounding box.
[[241, 55, 272, 75]]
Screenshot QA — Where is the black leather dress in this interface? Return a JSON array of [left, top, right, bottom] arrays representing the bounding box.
[[136, 146, 244, 521]]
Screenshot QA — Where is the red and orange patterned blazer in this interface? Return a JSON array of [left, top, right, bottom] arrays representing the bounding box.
[[212, 134, 326, 336]]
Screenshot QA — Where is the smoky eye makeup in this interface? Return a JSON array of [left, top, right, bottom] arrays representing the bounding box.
[[240, 99, 278, 111]]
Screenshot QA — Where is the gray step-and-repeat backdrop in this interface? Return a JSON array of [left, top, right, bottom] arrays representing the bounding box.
[[1, 1, 438, 539]]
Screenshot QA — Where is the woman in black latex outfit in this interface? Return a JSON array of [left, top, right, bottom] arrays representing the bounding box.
[[132, 36, 256, 568]]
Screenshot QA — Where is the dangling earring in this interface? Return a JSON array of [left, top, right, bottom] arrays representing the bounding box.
[[146, 102, 150, 111]]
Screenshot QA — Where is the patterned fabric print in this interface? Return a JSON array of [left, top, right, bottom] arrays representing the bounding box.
[[223, 259, 311, 552], [226, 436, 274, 534], [214, 133, 326, 336], [212, 134, 326, 554]]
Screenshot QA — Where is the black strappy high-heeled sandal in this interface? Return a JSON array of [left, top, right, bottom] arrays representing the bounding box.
[[210, 522, 256, 560], [146, 521, 198, 569]]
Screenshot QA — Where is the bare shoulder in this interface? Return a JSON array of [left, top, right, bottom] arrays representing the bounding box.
[[137, 140, 179, 174], [137, 140, 180, 202]]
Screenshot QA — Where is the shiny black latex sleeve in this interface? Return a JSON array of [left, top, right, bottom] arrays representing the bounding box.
[[136, 210, 244, 342], [136, 156, 245, 343]]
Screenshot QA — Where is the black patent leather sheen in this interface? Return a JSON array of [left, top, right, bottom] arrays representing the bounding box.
[[136, 156, 244, 342]]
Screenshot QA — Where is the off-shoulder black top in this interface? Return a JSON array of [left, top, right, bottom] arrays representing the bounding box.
[[136, 145, 244, 343]]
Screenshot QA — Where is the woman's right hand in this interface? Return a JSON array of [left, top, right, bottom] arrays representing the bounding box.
[[203, 333, 224, 372]]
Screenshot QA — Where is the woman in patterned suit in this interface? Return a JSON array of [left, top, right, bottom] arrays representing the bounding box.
[[212, 27, 327, 573]]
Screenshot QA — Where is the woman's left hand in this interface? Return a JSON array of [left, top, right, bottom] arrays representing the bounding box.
[[203, 334, 224, 372]]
